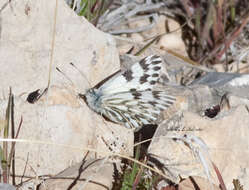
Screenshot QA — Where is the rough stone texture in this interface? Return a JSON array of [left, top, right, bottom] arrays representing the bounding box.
[[190, 72, 249, 99], [149, 105, 249, 189], [228, 95, 249, 107], [178, 177, 220, 190], [157, 17, 187, 56], [0, 0, 119, 96], [115, 15, 188, 61], [39, 159, 116, 190], [0, 0, 133, 188], [2, 1, 249, 189], [0, 183, 16, 190]]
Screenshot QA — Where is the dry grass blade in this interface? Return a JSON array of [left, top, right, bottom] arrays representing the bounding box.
[[2, 88, 13, 183], [212, 162, 227, 190], [1, 88, 23, 185], [233, 179, 244, 190], [134, 21, 187, 56], [176, 0, 249, 64], [134, 35, 161, 56], [132, 157, 147, 190], [47, 0, 58, 89], [98, 2, 163, 34], [9, 91, 15, 185], [217, 12, 249, 60], [9, 116, 23, 186]]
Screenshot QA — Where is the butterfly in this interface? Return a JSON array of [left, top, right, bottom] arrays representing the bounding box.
[[79, 55, 176, 130]]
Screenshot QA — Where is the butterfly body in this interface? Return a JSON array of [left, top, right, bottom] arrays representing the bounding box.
[[80, 55, 176, 129], [83, 88, 103, 113]]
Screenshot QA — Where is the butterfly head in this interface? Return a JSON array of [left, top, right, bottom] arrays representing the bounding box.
[[79, 88, 102, 113]]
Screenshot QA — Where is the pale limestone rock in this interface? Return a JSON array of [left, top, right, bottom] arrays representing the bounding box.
[[0, 0, 133, 188], [130, 33, 144, 42], [228, 95, 249, 107], [157, 17, 187, 56], [227, 58, 249, 73], [149, 105, 249, 189], [127, 18, 151, 35], [0, 183, 16, 190], [213, 64, 226, 72], [178, 176, 220, 190], [39, 159, 116, 190], [213, 61, 249, 73], [155, 15, 170, 34], [0, 0, 119, 96], [158, 33, 187, 55], [127, 15, 187, 56], [0, 92, 133, 174]]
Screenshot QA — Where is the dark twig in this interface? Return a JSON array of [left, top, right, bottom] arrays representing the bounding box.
[[216, 12, 249, 60]]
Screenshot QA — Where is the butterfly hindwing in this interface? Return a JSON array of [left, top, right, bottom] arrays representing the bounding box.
[[101, 90, 176, 128]]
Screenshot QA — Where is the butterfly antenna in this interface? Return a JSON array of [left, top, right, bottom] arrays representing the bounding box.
[[56, 67, 76, 87], [56, 67, 84, 99], [69, 62, 91, 89]]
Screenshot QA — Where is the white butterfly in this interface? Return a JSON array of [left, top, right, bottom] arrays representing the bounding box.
[[79, 55, 176, 130]]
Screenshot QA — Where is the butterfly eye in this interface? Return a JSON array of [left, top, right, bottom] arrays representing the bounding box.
[[88, 89, 94, 94], [85, 89, 96, 97]]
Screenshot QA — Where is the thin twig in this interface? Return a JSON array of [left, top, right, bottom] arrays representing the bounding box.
[[9, 116, 23, 186], [9, 93, 15, 185], [47, 0, 58, 89], [217, 12, 249, 60], [98, 2, 164, 34]]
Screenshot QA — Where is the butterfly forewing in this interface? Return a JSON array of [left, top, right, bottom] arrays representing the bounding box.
[[83, 55, 176, 129], [98, 55, 162, 95]]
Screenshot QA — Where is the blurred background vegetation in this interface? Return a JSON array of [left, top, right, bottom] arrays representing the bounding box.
[[66, 0, 249, 70]]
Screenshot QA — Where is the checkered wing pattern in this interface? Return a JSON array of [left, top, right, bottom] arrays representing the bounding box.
[[81, 55, 176, 129]]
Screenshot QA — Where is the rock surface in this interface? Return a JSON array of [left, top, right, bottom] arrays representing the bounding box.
[[0, 0, 132, 189], [149, 105, 249, 189], [39, 159, 115, 190], [0, 183, 16, 190], [178, 176, 220, 190], [1, 0, 249, 189]]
